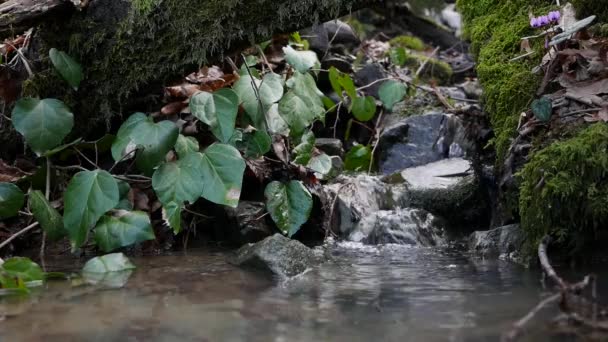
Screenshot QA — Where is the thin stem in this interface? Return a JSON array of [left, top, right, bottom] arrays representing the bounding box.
[[416, 47, 440, 78], [108, 149, 137, 173], [73, 147, 100, 169], [183, 207, 212, 219], [0, 222, 39, 250]]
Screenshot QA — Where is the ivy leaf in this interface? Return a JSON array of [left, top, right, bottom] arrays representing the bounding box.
[[0, 257, 44, 288], [162, 202, 182, 234], [233, 72, 283, 129], [264, 180, 312, 237], [350, 96, 377, 122], [94, 211, 155, 253], [152, 152, 205, 205], [131, 120, 179, 175], [11, 98, 74, 155], [293, 131, 315, 165], [531, 97, 552, 122], [82, 253, 136, 273], [287, 71, 324, 111], [49, 48, 83, 90], [29, 190, 65, 241], [241, 129, 271, 158], [308, 154, 333, 178], [283, 46, 319, 73], [328, 66, 343, 97], [174, 134, 199, 158], [345, 145, 372, 171], [111, 112, 147, 162], [63, 170, 119, 249], [190, 89, 239, 143], [115, 180, 132, 210], [278, 91, 319, 137], [265, 103, 290, 136], [0, 182, 24, 219], [200, 144, 246, 208], [378, 80, 407, 111]]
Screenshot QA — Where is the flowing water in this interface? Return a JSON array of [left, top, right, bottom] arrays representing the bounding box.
[[2, 241, 596, 341]]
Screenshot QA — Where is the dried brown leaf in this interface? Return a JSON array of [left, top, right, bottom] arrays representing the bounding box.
[[161, 101, 187, 116], [0, 159, 32, 183]]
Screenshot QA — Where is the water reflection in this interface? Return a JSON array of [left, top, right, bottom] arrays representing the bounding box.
[[0, 244, 564, 341]]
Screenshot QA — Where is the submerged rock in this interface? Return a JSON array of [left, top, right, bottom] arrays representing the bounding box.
[[350, 208, 445, 246], [377, 113, 472, 175], [401, 158, 486, 225], [224, 201, 273, 245], [468, 224, 524, 260], [233, 234, 318, 278]]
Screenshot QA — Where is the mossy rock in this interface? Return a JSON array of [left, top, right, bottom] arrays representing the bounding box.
[[405, 53, 453, 85], [518, 123, 608, 254], [389, 35, 426, 51]]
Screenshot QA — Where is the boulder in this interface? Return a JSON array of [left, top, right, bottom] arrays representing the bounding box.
[[350, 208, 445, 246], [377, 113, 472, 175], [233, 234, 318, 278], [401, 158, 487, 225], [468, 224, 524, 260], [224, 201, 273, 245]]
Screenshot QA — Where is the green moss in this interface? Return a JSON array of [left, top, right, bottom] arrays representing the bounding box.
[[405, 54, 453, 85], [518, 124, 608, 253], [389, 35, 426, 51]]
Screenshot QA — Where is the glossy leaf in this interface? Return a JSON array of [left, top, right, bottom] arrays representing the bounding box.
[[287, 71, 324, 112], [339, 73, 357, 99], [162, 202, 182, 234], [233, 72, 283, 129], [200, 144, 246, 207], [328, 66, 343, 97], [293, 131, 315, 165], [94, 211, 155, 253], [49, 48, 83, 90], [82, 253, 136, 273], [378, 80, 407, 111], [115, 180, 132, 210], [0, 257, 44, 288], [265, 104, 290, 136], [29, 190, 65, 241], [0, 182, 24, 219], [174, 134, 199, 158], [344, 145, 372, 171], [63, 170, 119, 248], [531, 97, 552, 122], [11, 98, 74, 155], [131, 120, 179, 175], [190, 89, 239, 143], [351, 96, 376, 122], [264, 180, 312, 237], [152, 152, 205, 205], [111, 113, 148, 162], [242, 130, 271, 158], [308, 154, 333, 177], [283, 45, 319, 73], [278, 91, 319, 137]]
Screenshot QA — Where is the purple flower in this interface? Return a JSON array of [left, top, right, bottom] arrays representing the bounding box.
[[548, 11, 561, 22], [530, 17, 540, 28], [539, 15, 550, 26]]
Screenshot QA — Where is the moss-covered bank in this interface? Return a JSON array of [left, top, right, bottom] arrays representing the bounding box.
[[458, 0, 608, 254]]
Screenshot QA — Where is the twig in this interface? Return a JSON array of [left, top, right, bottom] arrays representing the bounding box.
[[416, 47, 440, 78], [356, 77, 402, 92], [502, 293, 561, 342], [241, 53, 265, 126], [73, 147, 100, 169], [0, 222, 39, 250], [41, 156, 52, 271], [561, 107, 602, 117], [183, 207, 211, 219], [509, 51, 535, 62], [108, 148, 137, 173], [368, 109, 384, 174], [333, 101, 343, 139], [538, 235, 567, 290]]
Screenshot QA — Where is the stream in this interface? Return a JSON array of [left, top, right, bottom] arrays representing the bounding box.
[[1, 242, 594, 341]]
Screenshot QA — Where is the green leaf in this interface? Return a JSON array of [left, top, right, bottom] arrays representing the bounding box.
[[82, 253, 136, 273], [264, 180, 312, 237], [162, 202, 182, 234], [344, 145, 372, 171], [378, 80, 407, 111], [152, 152, 205, 205], [49, 48, 83, 90], [339, 73, 357, 99], [115, 180, 132, 210], [0, 257, 44, 288], [265, 104, 290, 136], [278, 91, 319, 137], [29, 190, 65, 241], [174, 134, 199, 158], [0, 183, 24, 219], [11, 98, 74, 155], [190, 89, 239, 143], [351, 96, 377, 122], [200, 144, 246, 207], [531, 97, 552, 122], [131, 120, 179, 175], [389, 47, 407, 67], [293, 131, 315, 165], [283, 45, 319, 73], [322, 96, 336, 111], [94, 211, 155, 253], [242, 130, 271, 158], [111, 113, 147, 162], [63, 170, 119, 249], [233, 72, 283, 129], [42, 137, 83, 158], [287, 71, 324, 110], [308, 153, 333, 177], [328, 67, 343, 97]]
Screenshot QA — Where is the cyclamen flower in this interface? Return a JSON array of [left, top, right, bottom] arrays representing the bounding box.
[[548, 11, 561, 22], [530, 17, 540, 28], [539, 15, 550, 26]]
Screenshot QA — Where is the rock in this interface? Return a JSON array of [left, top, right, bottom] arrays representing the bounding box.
[[224, 201, 273, 245], [460, 79, 483, 99], [325, 174, 408, 236], [330, 156, 344, 175], [304, 24, 330, 55], [315, 138, 344, 157], [377, 113, 472, 175], [468, 224, 524, 260], [350, 208, 445, 246], [354, 63, 387, 98], [303, 19, 359, 56], [401, 158, 487, 225], [441, 4, 462, 36], [233, 234, 318, 278]]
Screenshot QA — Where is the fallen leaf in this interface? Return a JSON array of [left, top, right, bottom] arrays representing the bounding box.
[[164, 83, 201, 98], [0, 159, 33, 183], [160, 101, 187, 116]]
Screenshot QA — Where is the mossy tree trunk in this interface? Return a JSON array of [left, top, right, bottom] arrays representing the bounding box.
[[1, 0, 372, 159]]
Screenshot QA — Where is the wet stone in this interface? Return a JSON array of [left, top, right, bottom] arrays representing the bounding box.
[[468, 224, 524, 261], [315, 138, 345, 157], [224, 201, 273, 245]]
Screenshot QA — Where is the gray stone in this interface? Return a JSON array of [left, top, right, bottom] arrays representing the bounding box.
[[303, 19, 360, 56], [350, 208, 445, 246], [224, 201, 272, 244], [468, 224, 524, 260], [401, 158, 486, 225], [460, 79, 483, 99], [354, 63, 387, 98], [377, 113, 472, 175], [315, 138, 344, 158], [233, 234, 318, 278]]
